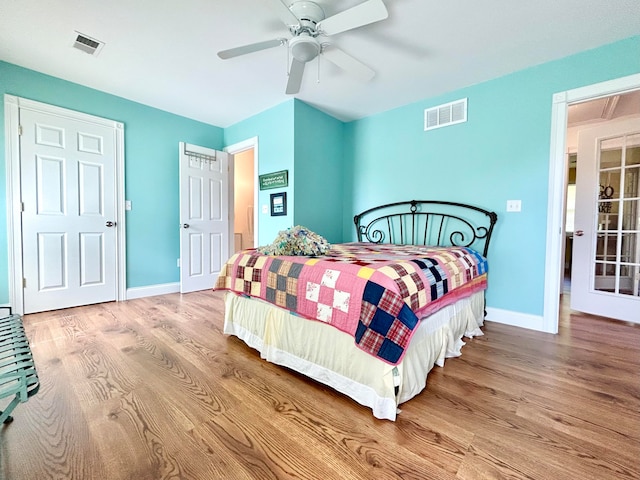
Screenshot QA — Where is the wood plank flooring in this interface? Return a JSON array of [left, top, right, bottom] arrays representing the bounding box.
[[1, 291, 638, 479]]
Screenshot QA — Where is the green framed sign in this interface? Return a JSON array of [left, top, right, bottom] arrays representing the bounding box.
[[259, 170, 288, 190]]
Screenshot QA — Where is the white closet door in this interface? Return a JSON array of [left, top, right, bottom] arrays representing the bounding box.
[[20, 108, 118, 313], [179, 142, 229, 293]]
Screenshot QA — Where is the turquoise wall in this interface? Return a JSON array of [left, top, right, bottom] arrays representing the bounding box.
[[0, 61, 224, 302], [224, 100, 346, 245], [2, 35, 639, 319], [224, 100, 295, 246], [293, 100, 344, 243], [343, 36, 640, 316]]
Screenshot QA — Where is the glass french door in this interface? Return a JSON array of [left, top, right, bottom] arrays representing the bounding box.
[[571, 117, 640, 323], [594, 135, 640, 295]]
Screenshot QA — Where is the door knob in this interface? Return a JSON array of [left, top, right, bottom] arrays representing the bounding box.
[[106, 221, 115, 227], [182, 223, 190, 229], [575, 230, 584, 236]]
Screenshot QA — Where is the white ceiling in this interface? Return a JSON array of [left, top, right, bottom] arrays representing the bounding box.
[[1, 0, 639, 128], [568, 90, 640, 126]]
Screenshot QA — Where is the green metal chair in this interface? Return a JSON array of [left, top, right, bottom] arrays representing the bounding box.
[[0, 315, 40, 424]]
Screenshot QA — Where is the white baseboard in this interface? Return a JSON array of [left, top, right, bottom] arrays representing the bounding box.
[[122, 286, 553, 334], [126, 282, 180, 300], [485, 307, 553, 333]]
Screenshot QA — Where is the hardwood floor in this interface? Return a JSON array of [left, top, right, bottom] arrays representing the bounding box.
[[1, 292, 638, 479]]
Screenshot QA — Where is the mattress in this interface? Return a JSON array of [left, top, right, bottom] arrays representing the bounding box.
[[223, 290, 484, 421], [215, 243, 488, 366]]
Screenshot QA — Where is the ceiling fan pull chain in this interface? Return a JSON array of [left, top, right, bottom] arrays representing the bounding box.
[[317, 55, 320, 84], [287, 46, 290, 76]]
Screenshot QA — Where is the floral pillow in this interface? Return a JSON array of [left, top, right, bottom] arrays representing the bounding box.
[[257, 225, 331, 256]]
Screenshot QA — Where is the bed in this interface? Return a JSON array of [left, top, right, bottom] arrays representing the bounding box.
[[214, 200, 498, 420]]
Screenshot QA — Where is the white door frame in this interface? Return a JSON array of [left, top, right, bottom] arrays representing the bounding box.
[[544, 73, 640, 333], [4, 95, 127, 314], [224, 136, 259, 250]]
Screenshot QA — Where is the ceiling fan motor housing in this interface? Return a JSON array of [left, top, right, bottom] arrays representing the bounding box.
[[288, 1, 325, 32]]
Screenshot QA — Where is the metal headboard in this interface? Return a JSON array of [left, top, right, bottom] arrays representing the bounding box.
[[354, 200, 498, 257]]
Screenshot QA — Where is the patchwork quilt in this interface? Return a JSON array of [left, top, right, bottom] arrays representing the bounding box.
[[214, 242, 488, 365]]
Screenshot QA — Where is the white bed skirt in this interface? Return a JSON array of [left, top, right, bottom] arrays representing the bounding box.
[[223, 291, 485, 421]]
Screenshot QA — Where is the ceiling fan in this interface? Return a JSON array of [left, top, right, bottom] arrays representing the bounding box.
[[217, 0, 389, 94]]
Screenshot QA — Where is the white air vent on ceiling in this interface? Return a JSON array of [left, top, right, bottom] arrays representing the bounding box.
[[424, 98, 467, 131], [72, 31, 105, 56]]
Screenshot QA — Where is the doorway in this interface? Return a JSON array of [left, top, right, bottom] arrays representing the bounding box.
[[545, 74, 640, 332], [232, 149, 255, 252], [225, 137, 258, 253], [563, 92, 640, 295]]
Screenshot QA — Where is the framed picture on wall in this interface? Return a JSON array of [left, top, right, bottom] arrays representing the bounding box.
[[270, 192, 287, 216]]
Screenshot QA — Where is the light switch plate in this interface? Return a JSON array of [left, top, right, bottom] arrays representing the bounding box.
[[506, 200, 522, 212], [125, 200, 132, 210]]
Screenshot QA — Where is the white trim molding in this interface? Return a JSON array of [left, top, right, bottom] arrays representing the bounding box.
[[4, 95, 21, 314], [485, 307, 549, 333], [225, 136, 259, 250], [544, 73, 640, 334], [126, 282, 180, 300], [4, 95, 127, 313]]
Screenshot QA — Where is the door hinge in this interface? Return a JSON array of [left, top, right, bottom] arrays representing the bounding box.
[[21, 202, 25, 212], [18, 125, 23, 136], [22, 278, 26, 288]]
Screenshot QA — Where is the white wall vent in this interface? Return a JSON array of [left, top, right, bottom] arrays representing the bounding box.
[[424, 98, 467, 131], [72, 31, 105, 56]]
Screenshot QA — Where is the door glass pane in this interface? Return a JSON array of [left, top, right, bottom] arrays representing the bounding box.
[[598, 200, 618, 218], [594, 262, 616, 293], [620, 231, 640, 298], [597, 211, 617, 230], [599, 170, 620, 200], [594, 262, 603, 276], [619, 264, 631, 295], [624, 166, 640, 198], [621, 233, 638, 262], [595, 232, 617, 261], [600, 142, 621, 168], [621, 199, 639, 230], [627, 137, 640, 166]]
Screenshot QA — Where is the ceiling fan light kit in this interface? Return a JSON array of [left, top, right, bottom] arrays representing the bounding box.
[[217, 0, 389, 94], [289, 34, 320, 62]]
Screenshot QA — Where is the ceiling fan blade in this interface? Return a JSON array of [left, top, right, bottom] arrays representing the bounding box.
[[286, 59, 306, 95], [322, 46, 375, 82], [317, 0, 388, 36], [263, 0, 301, 27], [218, 38, 286, 59]]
